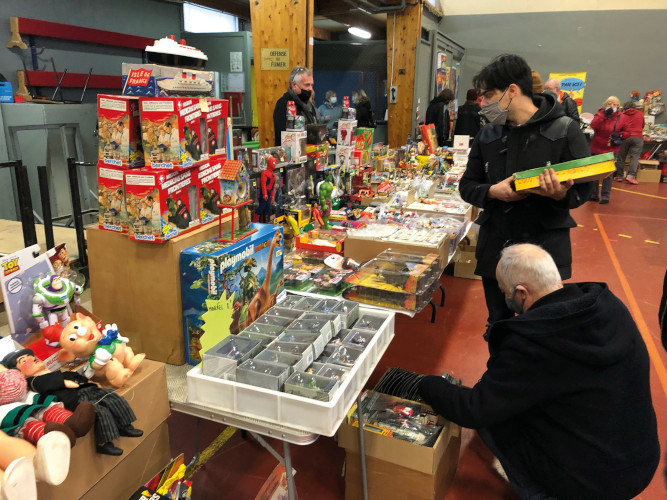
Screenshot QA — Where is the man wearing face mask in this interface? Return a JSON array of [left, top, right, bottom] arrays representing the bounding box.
[[419, 243, 659, 500], [273, 66, 321, 146], [458, 54, 593, 330]]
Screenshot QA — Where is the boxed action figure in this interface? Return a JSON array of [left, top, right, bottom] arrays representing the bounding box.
[[202, 98, 229, 161], [281, 130, 307, 164], [195, 159, 227, 224], [122, 63, 214, 98], [140, 97, 205, 169], [180, 224, 285, 364], [97, 94, 144, 168], [124, 167, 201, 242], [97, 163, 128, 233], [251, 147, 290, 172], [337, 120, 357, 147]]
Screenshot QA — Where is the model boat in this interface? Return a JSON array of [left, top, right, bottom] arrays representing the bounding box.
[[157, 72, 212, 95], [145, 35, 208, 69]]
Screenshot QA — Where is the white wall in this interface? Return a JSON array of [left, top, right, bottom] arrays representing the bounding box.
[[442, 1, 666, 16]]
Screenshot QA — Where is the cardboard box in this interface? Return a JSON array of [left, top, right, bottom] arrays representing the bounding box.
[[252, 146, 290, 171], [97, 94, 144, 168], [140, 97, 205, 169], [196, 159, 227, 224], [337, 145, 355, 169], [281, 130, 307, 163], [122, 63, 214, 98], [125, 167, 201, 242], [637, 160, 661, 183], [337, 120, 358, 147], [454, 244, 481, 280], [88, 220, 231, 363], [513, 153, 615, 191], [338, 396, 461, 500], [355, 128, 374, 152], [38, 360, 171, 500], [344, 234, 451, 272], [97, 163, 129, 233], [180, 224, 285, 364], [202, 98, 229, 161]]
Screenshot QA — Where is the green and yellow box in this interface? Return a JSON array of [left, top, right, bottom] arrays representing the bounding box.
[[513, 153, 615, 191]]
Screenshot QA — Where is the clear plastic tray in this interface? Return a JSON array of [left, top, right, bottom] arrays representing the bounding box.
[[236, 359, 291, 391], [202, 336, 262, 378], [276, 331, 326, 359], [284, 371, 340, 402], [327, 344, 364, 367], [279, 294, 306, 308], [253, 315, 295, 328], [265, 340, 315, 366], [263, 306, 304, 320], [331, 300, 360, 328], [342, 329, 376, 349], [353, 314, 386, 332], [285, 318, 334, 342], [255, 348, 309, 374], [297, 312, 341, 334]]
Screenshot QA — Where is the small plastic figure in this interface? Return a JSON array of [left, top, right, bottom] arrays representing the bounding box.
[[256, 156, 277, 223], [319, 174, 334, 230], [31, 274, 84, 332]]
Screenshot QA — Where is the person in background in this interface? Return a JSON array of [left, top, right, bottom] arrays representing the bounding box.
[[419, 243, 660, 500], [453, 88, 482, 140], [352, 89, 375, 128], [273, 66, 320, 146], [425, 88, 454, 147], [318, 91, 342, 132], [458, 53, 592, 329], [589, 96, 625, 203], [543, 78, 580, 121], [531, 70, 543, 94], [614, 101, 645, 184]]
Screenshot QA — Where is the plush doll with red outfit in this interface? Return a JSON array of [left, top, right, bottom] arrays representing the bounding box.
[[256, 156, 277, 223]]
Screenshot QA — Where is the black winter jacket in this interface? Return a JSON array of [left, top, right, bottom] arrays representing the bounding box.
[[459, 93, 592, 278], [419, 283, 660, 500], [273, 90, 320, 146], [355, 99, 375, 128], [453, 102, 482, 139], [425, 97, 450, 146]]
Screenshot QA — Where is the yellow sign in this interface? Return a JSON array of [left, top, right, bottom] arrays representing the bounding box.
[[549, 71, 587, 114], [261, 48, 289, 70]]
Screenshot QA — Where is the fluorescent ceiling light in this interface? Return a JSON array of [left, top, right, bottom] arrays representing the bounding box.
[[348, 27, 371, 39]]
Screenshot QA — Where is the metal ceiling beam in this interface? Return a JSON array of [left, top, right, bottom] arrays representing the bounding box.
[[191, 0, 251, 20]]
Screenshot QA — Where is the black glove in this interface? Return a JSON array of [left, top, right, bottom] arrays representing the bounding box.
[[604, 107, 614, 118]]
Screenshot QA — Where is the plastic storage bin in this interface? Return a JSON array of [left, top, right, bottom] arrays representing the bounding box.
[[203, 336, 262, 378], [284, 371, 340, 402], [236, 359, 291, 391]]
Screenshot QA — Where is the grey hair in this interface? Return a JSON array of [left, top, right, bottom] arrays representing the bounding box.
[[289, 66, 312, 86], [352, 89, 368, 105], [325, 90, 336, 101], [497, 244, 561, 295]]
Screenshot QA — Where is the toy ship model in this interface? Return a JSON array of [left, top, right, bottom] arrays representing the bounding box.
[[145, 35, 208, 69], [157, 72, 213, 96]]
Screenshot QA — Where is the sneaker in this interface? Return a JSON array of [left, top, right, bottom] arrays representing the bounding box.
[[625, 176, 638, 185], [614, 177, 625, 182], [599, 198, 610, 205]]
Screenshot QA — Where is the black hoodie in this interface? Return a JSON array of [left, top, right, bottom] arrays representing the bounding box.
[[419, 283, 660, 499], [459, 93, 593, 278]]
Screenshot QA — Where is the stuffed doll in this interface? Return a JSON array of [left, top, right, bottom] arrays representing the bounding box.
[[0, 365, 94, 448], [4, 348, 144, 457], [57, 313, 145, 388], [0, 429, 71, 500]]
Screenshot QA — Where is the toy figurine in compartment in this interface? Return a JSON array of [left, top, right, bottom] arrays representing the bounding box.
[[316, 363, 350, 382], [327, 344, 364, 368], [256, 156, 277, 223], [342, 329, 375, 349], [310, 298, 342, 314], [255, 348, 306, 374], [331, 300, 360, 328], [284, 371, 339, 402], [293, 297, 323, 312], [236, 359, 291, 391], [263, 306, 304, 320], [316, 344, 337, 363], [266, 340, 315, 366], [311, 267, 353, 296], [31, 273, 84, 332], [278, 294, 307, 309], [203, 335, 262, 378], [299, 312, 341, 334], [319, 173, 334, 229]]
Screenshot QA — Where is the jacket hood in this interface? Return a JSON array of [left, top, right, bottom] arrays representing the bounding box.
[[523, 92, 565, 126], [489, 283, 636, 367], [624, 108, 641, 117]]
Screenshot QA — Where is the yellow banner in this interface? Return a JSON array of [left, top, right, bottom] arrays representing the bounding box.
[[549, 71, 586, 113]]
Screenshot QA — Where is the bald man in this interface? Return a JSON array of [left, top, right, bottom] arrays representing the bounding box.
[[543, 78, 580, 120], [419, 243, 659, 500]]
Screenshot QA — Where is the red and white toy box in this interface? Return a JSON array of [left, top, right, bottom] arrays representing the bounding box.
[[196, 159, 231, 224], [139, 97, 205, 170], [202, 98, 229, 161], [124, 167, 201, 242], [97, 163, 128, 233], [97, 95, 144, 168]]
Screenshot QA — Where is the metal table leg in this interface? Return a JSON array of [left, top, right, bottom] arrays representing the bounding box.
[[283, 441, 297, 500], [439, 283, 445, 307], [356, 392, 369, 500]]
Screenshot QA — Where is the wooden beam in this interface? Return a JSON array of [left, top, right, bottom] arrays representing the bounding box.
[[386, 4, 422, 147], [251, 0, 311, 147], [313, 26, 333, 41], [307, 0, 315, 67]]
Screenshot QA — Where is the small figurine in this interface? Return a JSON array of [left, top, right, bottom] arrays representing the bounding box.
[[31, 274, 84, 333], [311, 202, 324, 228], [319, 173, 334, 230], [256, 156, 277, 223], [57, 313, 145, 388]]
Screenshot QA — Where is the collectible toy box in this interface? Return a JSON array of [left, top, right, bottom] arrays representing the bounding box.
[[251, 147, 290, 172], [337, 120, 357, 147], [180, 224, 285, 364], [196, 159, 228, 224], [124, 167, 201, 242], [513, 153, 616, 191], [202, 98, 229, 161], [122, 63, 215, 98], [281, 130, 307, 163], [97, 163, 129, 233], [97, 94, 144, 168], [140, 97, 204, 169]]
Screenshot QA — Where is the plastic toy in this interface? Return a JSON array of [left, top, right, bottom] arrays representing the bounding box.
[[31, 273, 84, 332], [256, 156, 277, 223], [311, 202, 324, 228], [56, 313, 145, 388], [319, 173, 334, 229]]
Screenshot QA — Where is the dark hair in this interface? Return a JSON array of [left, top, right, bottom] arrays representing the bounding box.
[[473, 54, 533, 98], [438, 89, 454, 103]]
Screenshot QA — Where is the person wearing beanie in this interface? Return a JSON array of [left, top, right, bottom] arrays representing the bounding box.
[[425, 88, 454, 146], [453, 88, 483, 140]]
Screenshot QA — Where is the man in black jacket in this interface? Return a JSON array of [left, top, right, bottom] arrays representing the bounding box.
[[272, 66, 320, 146], [459, 54, 593, 326], [543, 78, 580, 121], [419, 244, 660, 500], [425, 88, 454, 147]]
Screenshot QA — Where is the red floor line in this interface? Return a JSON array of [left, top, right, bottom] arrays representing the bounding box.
[[594, 213, 667, 398]]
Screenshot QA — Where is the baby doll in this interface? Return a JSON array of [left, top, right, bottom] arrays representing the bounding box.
[[5, 348, 143, 457], [0, 365, 94, 448]]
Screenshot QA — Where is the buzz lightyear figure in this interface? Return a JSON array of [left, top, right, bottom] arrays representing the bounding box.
[[32, 274, 84, 331]]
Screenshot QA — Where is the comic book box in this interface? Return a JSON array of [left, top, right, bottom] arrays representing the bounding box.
[[180, 224, 285, 365], [139, 97, 204, 169], [97, 94, 144, 168], [97, 163, 128, 233], [124, 167, 201, 242]]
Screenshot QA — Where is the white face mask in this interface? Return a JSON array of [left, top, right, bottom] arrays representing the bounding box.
[[330, 97, 337, 104], [481, 89, 511, 126]]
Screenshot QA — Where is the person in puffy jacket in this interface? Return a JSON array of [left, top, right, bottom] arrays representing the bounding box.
[[614, 101, 645, 184], [589, 96, 626, 203]]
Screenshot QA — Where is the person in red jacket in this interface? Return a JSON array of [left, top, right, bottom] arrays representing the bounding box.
[[614, 101, 645, 184], [590, 96, 626, 204]]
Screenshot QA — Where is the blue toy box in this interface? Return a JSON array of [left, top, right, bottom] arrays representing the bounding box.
[[180, 224, 284, 365]]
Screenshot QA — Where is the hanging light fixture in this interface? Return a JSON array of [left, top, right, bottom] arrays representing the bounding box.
[[348, 27, 371, 39]]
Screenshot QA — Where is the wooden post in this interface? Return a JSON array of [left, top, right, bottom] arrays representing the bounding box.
[[250, 0, 311, 147], [386, 4, 422, 148]]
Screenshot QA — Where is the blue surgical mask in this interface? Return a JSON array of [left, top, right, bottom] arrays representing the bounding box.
[[330, 97, 337, 104], [505, 288, 525, 315]]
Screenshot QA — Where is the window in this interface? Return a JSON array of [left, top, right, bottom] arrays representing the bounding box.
[[183, 2, 238, 33]]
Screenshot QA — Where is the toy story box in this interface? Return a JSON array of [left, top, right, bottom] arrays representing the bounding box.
[[97, 94, 144, 168], [202, 98, 229, 161], [139, 97, 205, 169], [124, 167, 201, 243], [97, 163, 129, 233], [180, 224, 285, 364]]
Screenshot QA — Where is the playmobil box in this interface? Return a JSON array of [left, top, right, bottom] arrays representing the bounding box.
[[202, 98, 229, 161], [121, 63, 214, 98], [97, 94, 144, 168], [139, 97, 205, 169], [180, 224, 285, 364], [97, 163, 129, 233], [124, 167, 201, 242], [196, 159, 231, 224]]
